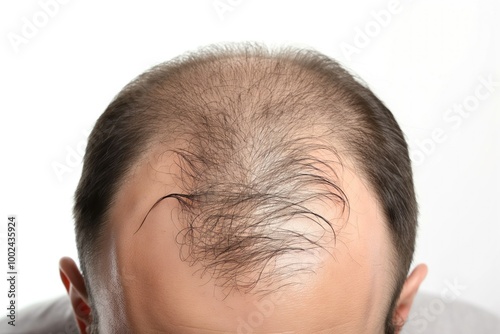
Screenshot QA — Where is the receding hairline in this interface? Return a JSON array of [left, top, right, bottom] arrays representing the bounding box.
[[75, 43, 417, 333], [90, 42, 400, 290]]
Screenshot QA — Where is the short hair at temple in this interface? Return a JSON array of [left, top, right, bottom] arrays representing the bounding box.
[[73, 43, 417, 332]]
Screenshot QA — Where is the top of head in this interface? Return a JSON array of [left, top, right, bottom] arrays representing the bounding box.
[[73, 43, 417, 333]]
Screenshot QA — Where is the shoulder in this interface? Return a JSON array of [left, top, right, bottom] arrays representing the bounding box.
[[0, 295, 77, 334], [403, 292, 500, 334]]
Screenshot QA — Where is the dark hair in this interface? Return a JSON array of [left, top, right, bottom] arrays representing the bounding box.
[[74, 43, 417, 333]]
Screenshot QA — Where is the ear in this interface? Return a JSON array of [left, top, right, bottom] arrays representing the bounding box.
[[59, 257, 92, 334], [393, 263, 428, 333]]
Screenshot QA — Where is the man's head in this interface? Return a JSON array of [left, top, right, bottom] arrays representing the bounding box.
[[59, 44, 427, 333]]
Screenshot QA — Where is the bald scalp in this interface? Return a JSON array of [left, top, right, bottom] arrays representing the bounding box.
[[74, 43, 417, 333], [130, 46, 354, 293]]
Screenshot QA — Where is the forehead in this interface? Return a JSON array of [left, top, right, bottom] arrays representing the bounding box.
[[94, 145, 393, 332]]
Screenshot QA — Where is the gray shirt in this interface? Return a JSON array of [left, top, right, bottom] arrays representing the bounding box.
[[1, 293, 499, 333]]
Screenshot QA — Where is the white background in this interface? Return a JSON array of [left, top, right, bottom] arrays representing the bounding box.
[[1, 0, 499, 323]]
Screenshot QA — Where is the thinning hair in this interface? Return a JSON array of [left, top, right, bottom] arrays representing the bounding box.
[[74, 43, 417, 333]]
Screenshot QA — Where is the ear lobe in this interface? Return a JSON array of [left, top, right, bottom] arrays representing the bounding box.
[[59, 257, 92, 334], [393, 263, 428, 332]]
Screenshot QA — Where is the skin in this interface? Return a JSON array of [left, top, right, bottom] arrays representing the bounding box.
[[59, 145, 427, 334]]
